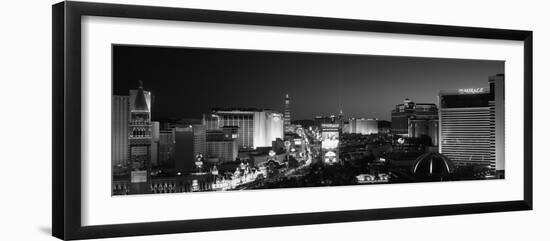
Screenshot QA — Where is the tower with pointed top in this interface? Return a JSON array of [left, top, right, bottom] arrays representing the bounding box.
[[338, 107, 344, 124], [284, 94, 292, 133], [128, 81, 153, 194], [337, 103, 345, 135]]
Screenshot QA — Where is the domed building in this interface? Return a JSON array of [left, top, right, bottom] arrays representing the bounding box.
[[411, 152, 454, 181]]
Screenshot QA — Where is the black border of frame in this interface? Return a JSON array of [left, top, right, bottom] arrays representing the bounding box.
[[52, 1, 533, 240]]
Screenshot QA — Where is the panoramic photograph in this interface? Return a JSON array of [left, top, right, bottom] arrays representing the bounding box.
[[111, 45, 505, 195]]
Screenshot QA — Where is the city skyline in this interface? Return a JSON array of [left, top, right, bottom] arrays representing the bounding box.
[[113, 45, 504, 121], [112, 45, 506, 196]]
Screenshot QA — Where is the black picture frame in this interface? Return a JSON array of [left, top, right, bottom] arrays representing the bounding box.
[[52, 1, 533, 240]]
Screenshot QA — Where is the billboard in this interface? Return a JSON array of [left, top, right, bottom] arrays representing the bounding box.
[[321, 123, 339, 149]]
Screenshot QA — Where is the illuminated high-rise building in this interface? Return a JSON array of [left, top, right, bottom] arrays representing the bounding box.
[[203, 109, 283, 149], [284, 94, 292, 133], [347, 118, 391, 135], [439, 74, 505, 175], [348, 118, 379, 135], [112, 95, 129, 166], [128, 82, 152, 193]]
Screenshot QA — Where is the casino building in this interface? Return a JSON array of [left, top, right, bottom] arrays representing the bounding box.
[[391, 99, 439, 147], [391, 99, 438, 137], [348, 118, 392, 135], [203, 108, 284, 149], [438, 74, 505, 176], [127, 83, 153, 193]]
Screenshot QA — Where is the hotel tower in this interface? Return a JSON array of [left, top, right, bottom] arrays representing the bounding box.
[[438, 74, 505, 177]]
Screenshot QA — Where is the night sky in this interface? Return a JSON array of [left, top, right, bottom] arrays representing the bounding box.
[[113, 45, 503, 121]]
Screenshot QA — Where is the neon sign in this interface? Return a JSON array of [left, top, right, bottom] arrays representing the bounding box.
[[458, 88, 485, 94]]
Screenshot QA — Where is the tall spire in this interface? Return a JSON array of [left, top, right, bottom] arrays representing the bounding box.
[[337, 87, 344, 118], [338, 96, 344, 120], [284, 93, 291, 132], [338, 97, 344, 135]]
